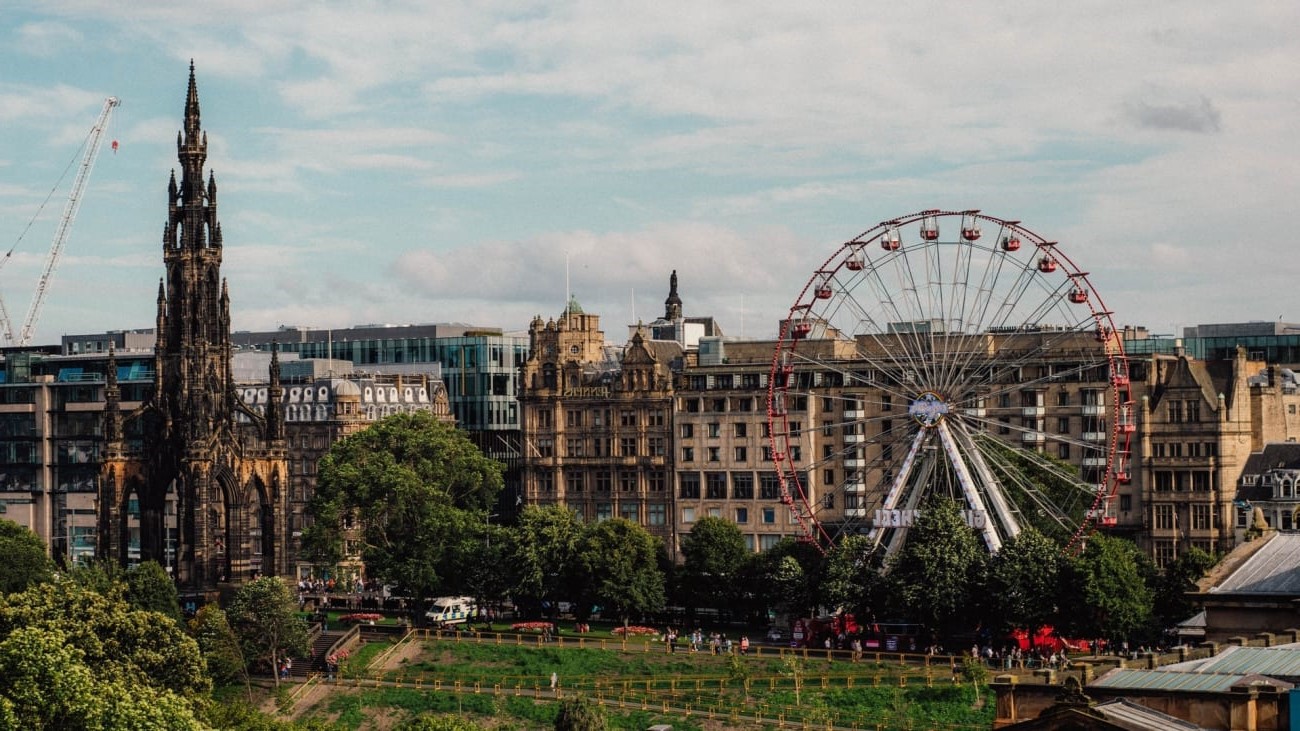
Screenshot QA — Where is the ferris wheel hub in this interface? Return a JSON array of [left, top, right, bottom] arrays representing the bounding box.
[[908, 391, 950, 428]]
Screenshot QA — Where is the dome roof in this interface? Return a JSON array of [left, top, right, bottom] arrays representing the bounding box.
[[325, 378, 361, 398]]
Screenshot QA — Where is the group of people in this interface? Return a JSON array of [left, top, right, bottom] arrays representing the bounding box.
[[662, 628, 751, 655], [970, 644, 1073, 671], [277, 656, 294, 679]]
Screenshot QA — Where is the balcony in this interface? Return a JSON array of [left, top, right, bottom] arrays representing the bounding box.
[[1021, 432, 1046, 444], [1082, 431, 1106, 442], [1081, 404, 1106, 416], [844, 481, 866, 493], [964, 408, 986, 418], [844, 458, 865, 468], [843, 434, 865, 444], [1082, 456, 1108, 467], [844, 507, 868, 518], [1021, 406, 1046, 417], [843, 410, 865, 419]]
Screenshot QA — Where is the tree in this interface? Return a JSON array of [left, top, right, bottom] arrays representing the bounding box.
[[961, 655, 990, 706], [226, 577, 308, 688], [302, 412, 504, 605], [748, 538, 824, 621], [677, 516, 747, 614], [885, 498, 987, 642], [1061, 534, 1153, 642], [125, 560, 181, 622], [554, 695, 607, 731], [0, 518, 53, 595], [398, 716, 484, 731], [506, 505, 584, 618], [984, 528, 1067, 640], [0, 577, 207, 729], [188, 604, 248, 689], [821, 534, 886, 620], [1153, 547, 1217, 629], [573, 518, 665, 627]]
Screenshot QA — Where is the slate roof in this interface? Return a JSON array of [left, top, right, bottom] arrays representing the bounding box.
[[1210, 532, 1300, 594], [1090, 668, 1262, 693], [1237, 443, 1300, 502]]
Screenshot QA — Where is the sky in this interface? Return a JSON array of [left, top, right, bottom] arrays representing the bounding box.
[[1, 1, 1298, 346]]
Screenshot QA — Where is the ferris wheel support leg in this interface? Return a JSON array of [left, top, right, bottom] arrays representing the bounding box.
[[867, 429, 929, 545], [949, 421, 1022, 540], [935, 421, 1003, 553]]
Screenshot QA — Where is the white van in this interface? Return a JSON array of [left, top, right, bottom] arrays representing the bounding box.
[[424, 596, 476, 626]]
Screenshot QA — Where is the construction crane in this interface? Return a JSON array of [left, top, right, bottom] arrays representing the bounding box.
[[0, 96, 120, 346]]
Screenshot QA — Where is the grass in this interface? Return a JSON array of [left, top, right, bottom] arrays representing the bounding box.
[[292, 635, 994, 730]]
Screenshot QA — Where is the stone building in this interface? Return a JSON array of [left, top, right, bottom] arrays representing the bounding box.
[[518, 296, 679, 543]]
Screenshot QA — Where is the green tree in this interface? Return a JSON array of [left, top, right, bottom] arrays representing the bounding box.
[[302, 412, 504, 605], [573, 518, 665, 627], [227, 577, 308, 688], [961, 655, 990, 705], [1062, 534, 1154, 642], [0, 576, 208, 698], [821, 534, 886, 619], [1153, 547, 1217, 629], [188, 603, 248, 688], [554, 695, 606, 731], [0, 578, 206, 729], [885, 498, 987, 642], [677, 516, 747, 614], [398, 716, 485, 730], [125, 560, 181, 622], [984, 528, 1066, 640], [749, 538, 824, 620], [506, 505, 584, 617], [0, 518, 53, 595]]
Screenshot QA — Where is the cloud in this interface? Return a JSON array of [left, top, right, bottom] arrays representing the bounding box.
[[1122, 94, 1222, 133], [15, 22, 83, 57]]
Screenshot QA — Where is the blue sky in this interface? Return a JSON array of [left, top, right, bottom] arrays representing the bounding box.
[[1, 1, 1297, 345]]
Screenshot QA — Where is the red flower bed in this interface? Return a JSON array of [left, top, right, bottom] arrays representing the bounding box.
[[612, 625, 658, 636], [338, 613, 383, 624], [511, 621, 555, 633]]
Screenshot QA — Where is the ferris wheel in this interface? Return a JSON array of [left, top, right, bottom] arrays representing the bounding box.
[[766, 209, 1133, 556]]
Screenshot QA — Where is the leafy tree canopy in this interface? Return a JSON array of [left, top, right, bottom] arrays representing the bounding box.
[[126, 560, 182, 622], [226, 577, 308, 688], [554, 695, 607, 731], [0, 518, 53, 596], [820, 534, 886, 620], [573, 518, 665, 625], [677, 516, 748, 610], [303, 412, 504, 601], [885, 498, 987, 641], [1062, 534, 1154, 641], [505, 505, 584, 615], [984, 528, 1067, 636]]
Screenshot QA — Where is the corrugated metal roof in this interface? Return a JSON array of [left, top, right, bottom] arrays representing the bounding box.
[[1092, 668, 1249, 693], [1161, 645, 1300, 680], [1212, 533, 1300, 594]]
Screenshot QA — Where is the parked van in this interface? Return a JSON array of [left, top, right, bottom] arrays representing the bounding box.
[[424, 596, 476, 626]]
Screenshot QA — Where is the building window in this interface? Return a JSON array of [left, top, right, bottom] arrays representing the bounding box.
[[881, 394, 892, 412], [537, 411, 553, 429], [595, 472, 612, 491], [619, 472, 636, 492], [649, 410, 666, 426], [760, 534, 782, 550], [682, 507, 696, 524], [536, 437, 554, 458], [760, 473, 780, 499], [732, 473, 754, 499], [1192, 503, 1211, 530], [683, 398, 700, 413], [567, 473, 584, 493], [823, 494, 834, 509], [566, 438, 584, 457], [649, 472, 665, 492], [620, 410, 637, 426], [596, 503, 612, 521], [735, 507, 749, 524], [1057, 391, 1070, 406], [567, 409, 582, 427], [1186, 400, 1200, 423], [680, 473, 700, 499], [706, 473, 727, 499], [788, 422, 802, 437], [1154, 540, 1175, 569], [707, 447, 721, 462], [762, 507, 776, 524], [1168, 401, 1183, 423], [649, 437, 665, 457], [1119, 494, 1131, 512], [1154, 472, 1172, 492], [648, 503, 666, 525], [680, 424, 694, 439], [708, 507, 722, 518], [734, 446, 748, 462], [762, 446, 773, 461], [1057, 417, 1070, 433], [1155, 504, 1174, 530], [823, 469, 835, 486], [620, 503, 639, 522], [620, 437, 637, 456], [1057, 443, 1070, 460], [682, 447, 695, 462], [735, 422, 748, 438], [708, 423, 721, 438], [735, 396, 754, 411], [536, 472, 554, 493], [711, 398, 727, 412]]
